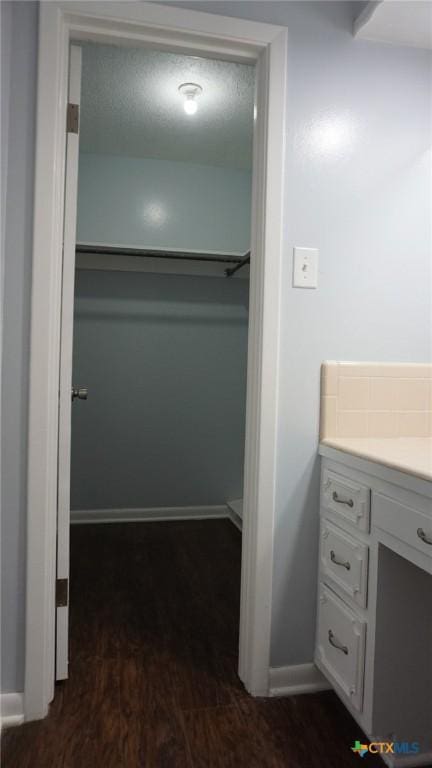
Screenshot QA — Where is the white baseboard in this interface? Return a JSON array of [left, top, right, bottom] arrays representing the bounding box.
[[227, 498, 243, 519], [71, 504, 231, 525], [227, 508, 242, 531], [227, 499, 243, 530], [0, 693, 24, 730], [269, 663, 331, 697]]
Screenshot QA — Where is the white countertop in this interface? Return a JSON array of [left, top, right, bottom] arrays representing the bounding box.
[[320, 437, 432, 483]]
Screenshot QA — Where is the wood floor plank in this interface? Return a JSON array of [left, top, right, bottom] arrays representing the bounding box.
[[181, 703, 283, 768], [249, 693, 385, 768], [1, 520, 376, 768]]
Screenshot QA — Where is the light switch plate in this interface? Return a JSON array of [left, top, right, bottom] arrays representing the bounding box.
[[293, 247, 318, 288]]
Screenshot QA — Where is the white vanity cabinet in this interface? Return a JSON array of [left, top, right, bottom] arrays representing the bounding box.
[[320, 517, 369, 608], [315, 446, 432, 768], [317, 583, 366, 712]]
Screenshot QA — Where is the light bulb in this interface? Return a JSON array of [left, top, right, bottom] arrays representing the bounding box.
[[184, 96, 197, 115], [178, 83, 202, 117]]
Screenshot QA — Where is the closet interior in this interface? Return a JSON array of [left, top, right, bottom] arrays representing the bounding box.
[[69, 41, 255, 657]]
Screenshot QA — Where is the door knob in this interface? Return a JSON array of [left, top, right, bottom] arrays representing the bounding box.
[[71, 387, 88, 401]]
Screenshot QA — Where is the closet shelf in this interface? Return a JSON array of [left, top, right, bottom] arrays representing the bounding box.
[[76, 243, 249, 267], [225, 253, 250, 278]]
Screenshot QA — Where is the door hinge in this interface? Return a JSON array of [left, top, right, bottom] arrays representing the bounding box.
[[56, 578, 69, 607], [66, 103, 79, 134]]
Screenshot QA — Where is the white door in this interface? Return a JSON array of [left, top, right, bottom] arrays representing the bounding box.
[[56, 44, 82, 680]]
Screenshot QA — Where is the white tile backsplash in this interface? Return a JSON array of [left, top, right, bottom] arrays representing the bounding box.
[[338, 377, 370, 410], [367, 411, 398, 438], [396, 379, 430, 411], [369, 377, 398, 411], [397, 411, 430, 438], [337, 410, 369, 437], [321, 362, 432, 439]]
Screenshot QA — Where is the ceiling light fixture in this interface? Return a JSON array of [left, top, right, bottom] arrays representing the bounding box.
[[178, 83, 202, 116]]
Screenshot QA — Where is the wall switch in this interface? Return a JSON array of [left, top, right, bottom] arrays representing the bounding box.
[[293, 247, 318, 288]]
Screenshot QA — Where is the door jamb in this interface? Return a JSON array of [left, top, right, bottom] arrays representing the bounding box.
[[25, 0, 287, 720]]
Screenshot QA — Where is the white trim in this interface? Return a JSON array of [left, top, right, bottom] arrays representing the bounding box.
[[227, 499, 243, 530], [26, 0, 287, 720], [56, 42, 82, 683], [25, 1, 69, 721], [227, 508, 243, 532], [268, 663, 331, 697], [0, 693, 25, 730], [70, 505, 230, 525], [227, 498, 243, 519], [238, 23, 286, 697]]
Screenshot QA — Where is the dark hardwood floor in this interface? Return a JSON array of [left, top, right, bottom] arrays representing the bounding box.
[[2, 520, 381, 767]]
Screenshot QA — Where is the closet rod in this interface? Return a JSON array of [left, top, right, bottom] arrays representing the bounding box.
[[76, 244, 247, 266], [224, 252, 250, 278]]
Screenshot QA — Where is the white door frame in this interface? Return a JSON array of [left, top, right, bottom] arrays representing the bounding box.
[[56, 43, 82, 682], [25, 0, 287, 721]]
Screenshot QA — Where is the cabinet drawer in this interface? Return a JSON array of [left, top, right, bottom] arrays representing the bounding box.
[[322, 469, 370, 532], [320, 519, 369, 608], [315, 584, 366, 712], [373, 492, 432, 561]]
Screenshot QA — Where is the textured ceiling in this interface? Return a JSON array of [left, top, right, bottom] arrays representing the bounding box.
[[80, 43, 255, 170]]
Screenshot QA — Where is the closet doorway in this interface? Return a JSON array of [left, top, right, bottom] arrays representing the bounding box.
[[59, 40, 253, 692], [26, 2, 287, 721]]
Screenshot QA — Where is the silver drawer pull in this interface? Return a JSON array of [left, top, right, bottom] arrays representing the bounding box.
[[328, 629, 348, 655], [330, 550, 351, 570], [417, 528, 432, 546], [332, 491, 354, 508]]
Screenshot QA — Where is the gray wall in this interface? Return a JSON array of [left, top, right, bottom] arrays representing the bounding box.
[[172, 0, 432, 667], [1, 1, 37, 692], [74, 147, 251, 514], [71, 271, 249, 511], [78, 153, 252, 253], [1, 1, 431, 694], [274, 5, 431, 666], [74, 145, 251, 514]]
